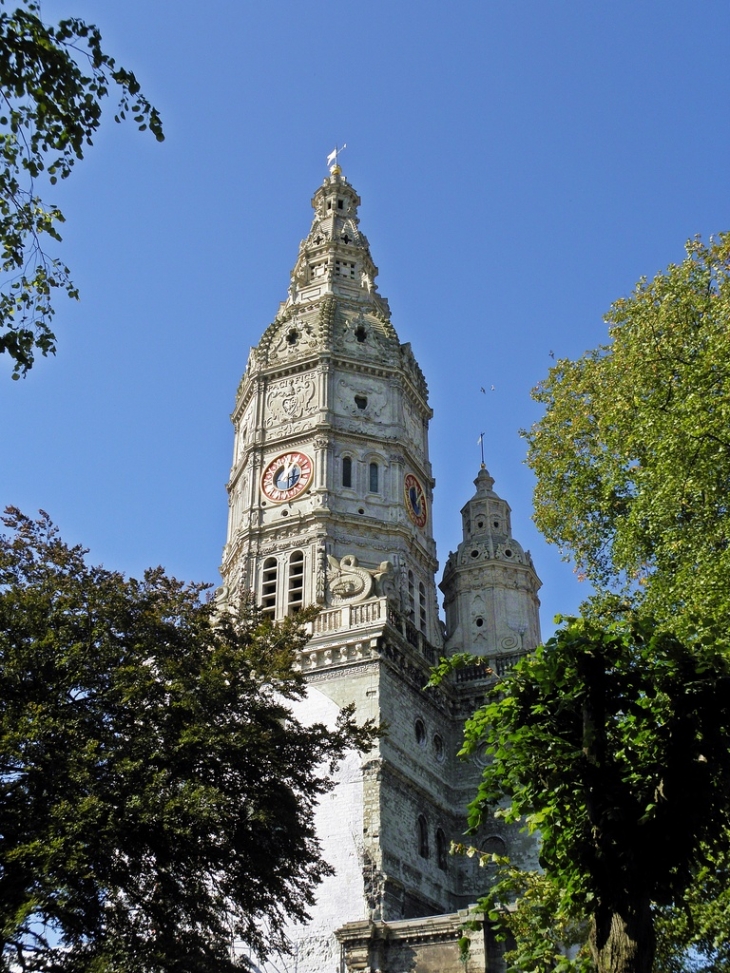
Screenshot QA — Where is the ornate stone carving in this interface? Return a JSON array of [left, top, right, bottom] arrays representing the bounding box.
[[326, 554, 393, 606], [495, 540, 524, 563], [340, 311, 388, 362], [268, 320, 319, 362], [471, 594, 488, 643], [235, 400, 255, 460], [265, 375, 316, 429], [403, 398, 424, 452], [335, 377, 387, 419], [315, 540, 327, 605]]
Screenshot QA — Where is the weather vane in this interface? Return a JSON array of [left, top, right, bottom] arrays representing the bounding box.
[[477, 432, 485, 468], [327, 143, 347, 171]]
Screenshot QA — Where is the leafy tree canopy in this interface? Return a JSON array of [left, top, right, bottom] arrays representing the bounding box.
[[0, 1, 163, 378], [455, 614, 730, 973], [525, 234, 730, 641], [446, 234, 730, 973], [0, 508, 375, 972]]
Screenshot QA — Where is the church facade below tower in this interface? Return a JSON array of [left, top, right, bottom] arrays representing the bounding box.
[[222, 165, 541, 973]]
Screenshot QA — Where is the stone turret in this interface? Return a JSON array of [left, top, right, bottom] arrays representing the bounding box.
[[440, 465, 542, 668]]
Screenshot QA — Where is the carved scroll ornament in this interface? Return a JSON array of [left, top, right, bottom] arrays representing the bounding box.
[[326, 554, 393, 606]]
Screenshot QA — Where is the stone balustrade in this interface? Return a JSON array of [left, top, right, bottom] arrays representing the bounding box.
[[300, 597, 439, 672]]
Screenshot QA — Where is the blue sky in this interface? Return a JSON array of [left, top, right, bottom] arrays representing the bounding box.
[[2, 0, 729, 634]]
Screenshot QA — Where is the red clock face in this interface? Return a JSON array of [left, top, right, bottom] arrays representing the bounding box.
[[261, 451, 313, 503], [404, 473, 428, 528]]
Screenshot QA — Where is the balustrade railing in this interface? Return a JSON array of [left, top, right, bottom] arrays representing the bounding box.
[[311, 598, 385, 635], [307, 597, 439, 665]]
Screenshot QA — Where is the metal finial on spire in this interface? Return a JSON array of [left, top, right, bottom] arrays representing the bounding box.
[[326, 143, 347, 172], [477, 432, 485, 468]]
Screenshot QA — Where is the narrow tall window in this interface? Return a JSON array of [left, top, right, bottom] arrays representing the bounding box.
[[288, 551, 304, 614], [261, 558, 278, 617], [417, 815, 429, 859], [369, 462, 379, 493], [342, 456, 352, 488], [408, 571, 415, 620], [436, 829, 448, 871], [418, 582, 426, 632]]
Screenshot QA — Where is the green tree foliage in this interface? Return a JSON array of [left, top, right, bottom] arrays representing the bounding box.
[[524, 234, 730, 641], [457, 614, 730, 973], [0, 508, 375, 972], [0, 1, 163, 378], [446, 234, 730, 972]]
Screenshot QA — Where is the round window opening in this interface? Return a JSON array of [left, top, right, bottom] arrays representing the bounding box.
[[475, 617, 484, 628], [415, 719, 426, 747], [476, 520, 484, 529], [504, 549, 513, 558], [471, 549, 480, 558], [480, 835, 507, 856], [475, 742, 489, 767]]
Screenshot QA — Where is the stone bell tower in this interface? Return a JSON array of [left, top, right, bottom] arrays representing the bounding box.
[[221, 164, 439, 646], [221, 164, 542, 973]]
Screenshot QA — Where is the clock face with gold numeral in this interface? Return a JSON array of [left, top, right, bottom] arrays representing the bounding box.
[[404, 472, 428, 528], [261, 451, 313, 503]]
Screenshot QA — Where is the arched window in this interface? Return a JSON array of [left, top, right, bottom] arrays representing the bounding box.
[[414, 718, 426, 747], [417, 815, 429, 859], [288, 551, 304, 614], [369, 461, 379, 493], [418, 582, 426, 632], [261, 557, 278, 617], [342, 456, 352, 488], [436, 829, 448, 871], [480, 835, 507, 857], [408, 571, 415, 620]]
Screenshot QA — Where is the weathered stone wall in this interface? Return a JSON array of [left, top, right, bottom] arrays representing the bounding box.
[[236, 684, 368, 973], [336, 911, 491, 973]]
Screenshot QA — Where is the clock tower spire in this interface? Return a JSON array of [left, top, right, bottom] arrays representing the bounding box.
[[222, 164, 438, 645], [221, 166, 541, 973]]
